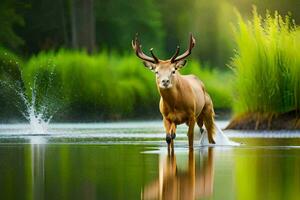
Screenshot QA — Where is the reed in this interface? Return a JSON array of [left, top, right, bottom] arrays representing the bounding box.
[[231, 8, 300, 115]]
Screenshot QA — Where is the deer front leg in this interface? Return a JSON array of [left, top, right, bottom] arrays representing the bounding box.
[[163, 118, 172, 147], [188, 117, 196, 149], [169, 123, 177, 149]]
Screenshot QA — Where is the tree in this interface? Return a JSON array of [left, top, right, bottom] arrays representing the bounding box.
[[94, 0, 164, 55], [16, 0, 70, 54], [70, 0, 96, 53], [0, 0, 24, 50]]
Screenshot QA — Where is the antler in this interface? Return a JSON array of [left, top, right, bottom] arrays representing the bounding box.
[[150, 48, 159, 63], [132, 34, 159, 63], [170, 33, 196, 63], [170, 46, 180, 63]]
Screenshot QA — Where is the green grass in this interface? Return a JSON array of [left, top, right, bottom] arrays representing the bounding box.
[[21, 50, 232, 120], [231, 7, 300, 115]]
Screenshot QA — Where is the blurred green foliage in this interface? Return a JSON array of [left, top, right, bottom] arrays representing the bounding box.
[[231, 8, 300, 115], [0, 0, 24, 49], [21, 50, 232, 121], [1, 0, 299, 120], [94, 0, 164, 53], [1, 0, 299, 66], [0, 47, 25, 121]]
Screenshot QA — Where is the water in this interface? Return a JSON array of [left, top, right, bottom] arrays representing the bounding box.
[[0, 121, 300, 200]]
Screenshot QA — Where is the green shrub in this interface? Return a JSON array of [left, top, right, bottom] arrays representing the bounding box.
[[23, 50, 158, 120], [231, 8, 300, 115], [23, 50, 232, 120]]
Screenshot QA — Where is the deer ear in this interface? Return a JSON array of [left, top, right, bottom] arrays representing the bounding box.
[[175, 60, 187, 70], [143, 61, 156, 71]]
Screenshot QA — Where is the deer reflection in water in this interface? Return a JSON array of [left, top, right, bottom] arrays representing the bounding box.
[[142, 148, 214, 200]]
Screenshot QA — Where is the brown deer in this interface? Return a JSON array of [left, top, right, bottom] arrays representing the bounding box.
[[132, 33, 215, 148]]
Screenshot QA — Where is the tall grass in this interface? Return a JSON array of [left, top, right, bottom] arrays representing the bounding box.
[[231, 8, 300, 115], [22, 50, 232, 120]]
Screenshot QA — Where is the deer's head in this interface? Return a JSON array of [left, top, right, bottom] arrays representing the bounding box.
[[132, 34, 196, 89]]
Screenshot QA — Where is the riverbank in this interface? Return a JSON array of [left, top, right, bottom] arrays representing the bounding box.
[[226, 111, 300, 130]]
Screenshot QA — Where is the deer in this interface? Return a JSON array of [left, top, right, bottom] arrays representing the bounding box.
[[132, 33, 215, 148]]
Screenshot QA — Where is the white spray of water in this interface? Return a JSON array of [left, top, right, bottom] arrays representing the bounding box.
[[19, 87, 52, 134], [1, 76, 54, 135], [199, 123, 240, 146], [0, 55, 57, 135]]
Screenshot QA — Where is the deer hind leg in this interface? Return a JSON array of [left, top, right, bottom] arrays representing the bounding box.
[[170, 123, 176, 140], [196, 114, 205, 134], [203, 103, 216, 144]]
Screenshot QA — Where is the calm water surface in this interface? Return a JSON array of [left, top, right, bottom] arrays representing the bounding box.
[[0, 121, 300, 200]]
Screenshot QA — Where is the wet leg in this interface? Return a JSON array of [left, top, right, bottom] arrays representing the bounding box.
[[163, 118, 172, 148], [188, 117, 196, 149]]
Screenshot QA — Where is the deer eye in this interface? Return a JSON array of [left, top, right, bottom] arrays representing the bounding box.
[[155, 71, 159, 75], [172, 70, 176, 74]]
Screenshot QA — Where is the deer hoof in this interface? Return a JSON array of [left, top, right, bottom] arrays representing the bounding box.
[[171, 133, 176, 139], [166, 134, 172, 144], [200, 128, 204, 134], [209, 139, 216, 144]]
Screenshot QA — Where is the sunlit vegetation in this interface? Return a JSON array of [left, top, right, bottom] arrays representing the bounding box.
[[21, 50, 233, 120], [1, 0, 299, 123], [228, 8, 300, 129], [232, 8, 300, 113]]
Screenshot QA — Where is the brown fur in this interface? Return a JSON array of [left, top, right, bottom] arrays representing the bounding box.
[[132, 34, 215, 148], [158, 68, 216, 148]]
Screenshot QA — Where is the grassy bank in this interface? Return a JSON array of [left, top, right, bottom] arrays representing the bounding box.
[[227, 8, 300, 129], [0, 49, 233, 121]]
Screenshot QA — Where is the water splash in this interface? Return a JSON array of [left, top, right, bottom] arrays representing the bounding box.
[[199, 123, 240, 146], [19, 84, 52, 134], [1, 78, 54, 134], [0, 61, 58, 134]]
